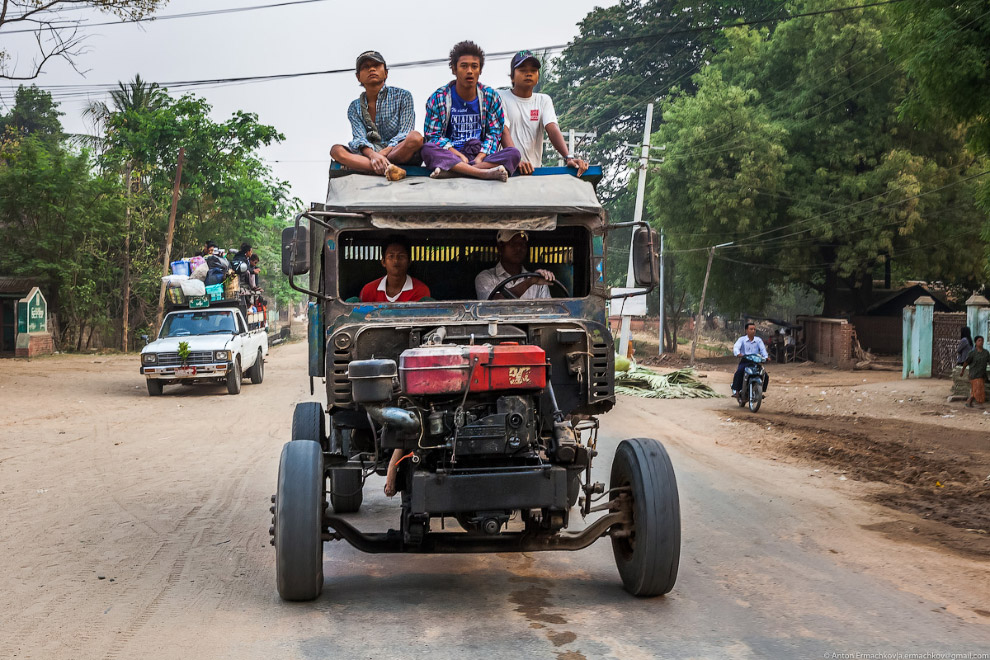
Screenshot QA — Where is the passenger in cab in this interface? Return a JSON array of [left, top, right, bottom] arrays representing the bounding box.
[[498, 50, 588, 176], [359, 236, 431, 303], [421, 41, 520, 182], [475, 230, 554, 299], [330, 50, 424, 182]]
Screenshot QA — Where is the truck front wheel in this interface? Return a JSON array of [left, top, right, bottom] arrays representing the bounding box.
[[274, 440, 325, 601], [226, 359, 242, 395], [147, 379, 163, 397]]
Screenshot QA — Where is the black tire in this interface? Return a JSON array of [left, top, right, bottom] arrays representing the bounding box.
[[226, 358, 242, 395], [748, 380, 763, 413], [610, 437, 680, 597], [249, 349, 265, 384], [291, 402, 326, 447], [275, 440, 325, 601], [736, 381, 746, 407], [329, 468, 363, 513], [147, 379, 163, 397]]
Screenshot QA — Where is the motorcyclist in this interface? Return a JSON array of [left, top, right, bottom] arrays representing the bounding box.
[[731, 322, 769, 398]]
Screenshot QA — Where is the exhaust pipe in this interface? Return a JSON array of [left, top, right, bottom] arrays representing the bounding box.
[[366, 405, 420, 434]]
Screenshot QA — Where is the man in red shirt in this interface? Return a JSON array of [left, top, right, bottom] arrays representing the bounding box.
[[359, 236, 431, 302]]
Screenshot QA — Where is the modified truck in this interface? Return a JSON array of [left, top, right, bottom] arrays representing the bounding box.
[[140, 299, 268, 396], [272, 170, 679, 601]]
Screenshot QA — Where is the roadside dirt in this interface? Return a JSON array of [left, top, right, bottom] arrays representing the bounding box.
[[692, 362, 990, 558]]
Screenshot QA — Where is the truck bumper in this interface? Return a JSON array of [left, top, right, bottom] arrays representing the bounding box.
[[140, 362, 230, 379]]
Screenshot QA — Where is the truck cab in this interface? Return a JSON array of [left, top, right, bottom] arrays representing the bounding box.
[[272, 170, 678, 602], [140, 301, 268, 396]]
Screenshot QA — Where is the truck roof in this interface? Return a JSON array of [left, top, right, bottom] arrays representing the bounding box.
[[323, 172, 604, 217]]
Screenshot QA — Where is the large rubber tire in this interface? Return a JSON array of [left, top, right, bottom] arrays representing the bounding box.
[[748, 380, 763, 413], [147, 379, 163, 397], [291, 402, 326, 447], [329, 468, 363, 514], [610, 437, 680, 597], [275, 440, 325, 601], [249, 349, 264, 384], [226, 358, 242, 395]]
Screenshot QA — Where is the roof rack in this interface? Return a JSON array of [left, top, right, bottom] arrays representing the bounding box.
[[328, 162, 603, 186]]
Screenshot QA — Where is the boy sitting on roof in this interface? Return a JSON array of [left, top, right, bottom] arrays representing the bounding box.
[[421, 41, 520, 182], [330, 50, 424, 182], [359, 236, 431, 303], [498, 50, 588, 176]]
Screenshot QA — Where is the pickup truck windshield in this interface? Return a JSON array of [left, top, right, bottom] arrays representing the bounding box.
[[161, 311, 236, 338]]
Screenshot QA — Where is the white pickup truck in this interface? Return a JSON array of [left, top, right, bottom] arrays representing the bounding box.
[[140, 303, 268, 396]]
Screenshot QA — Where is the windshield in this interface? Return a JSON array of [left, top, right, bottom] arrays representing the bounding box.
[[333, 226, 594, 302], [160, 311, 236, 338]]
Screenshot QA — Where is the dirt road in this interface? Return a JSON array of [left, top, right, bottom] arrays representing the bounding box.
[[1, 343, 988, 659]]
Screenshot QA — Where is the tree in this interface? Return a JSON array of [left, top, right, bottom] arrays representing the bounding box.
[[0, 1, 167, 81], [646, 1, 986, 318], [84, 74, 168, 350], [0, 134, 125, 348], [542, 0, 781, 202], [0, 85, 63, 142]]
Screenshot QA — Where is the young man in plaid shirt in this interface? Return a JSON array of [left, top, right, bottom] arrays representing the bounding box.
[[421, 41, 520, 182], [330, 50, 424, 181]]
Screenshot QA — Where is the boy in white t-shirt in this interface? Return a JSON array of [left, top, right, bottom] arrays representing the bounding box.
[[498, 50, 589, 175]]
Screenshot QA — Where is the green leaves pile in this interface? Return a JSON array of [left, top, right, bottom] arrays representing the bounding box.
[[616, 365, 722, 399]]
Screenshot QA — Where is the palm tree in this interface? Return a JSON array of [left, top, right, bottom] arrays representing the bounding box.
[[84, 75, 168, 351]]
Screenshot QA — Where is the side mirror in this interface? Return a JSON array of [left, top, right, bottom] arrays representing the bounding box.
[[141, 334, 150, 346], [631, 227, 659, 289], [281, 225, 310, 276]]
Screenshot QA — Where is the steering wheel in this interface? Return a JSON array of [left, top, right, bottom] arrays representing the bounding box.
[[486, 272, 570, 300]]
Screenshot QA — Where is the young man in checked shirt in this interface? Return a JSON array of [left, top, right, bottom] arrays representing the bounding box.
[[420, 41, 520, 182], [330, 50, 424, 181]]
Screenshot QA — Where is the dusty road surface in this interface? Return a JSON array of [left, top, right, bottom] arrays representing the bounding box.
[[1, 342, 988, 659]]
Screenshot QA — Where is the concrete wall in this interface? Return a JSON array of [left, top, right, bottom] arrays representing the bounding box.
[[15, 332, 54, 358]]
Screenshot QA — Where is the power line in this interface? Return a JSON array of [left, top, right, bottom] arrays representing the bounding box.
[[0, 0, 335, 35], [0, 0, 914, 102]]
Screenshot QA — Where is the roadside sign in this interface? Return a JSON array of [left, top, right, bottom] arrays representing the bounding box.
[[610, 287, 648, 316], [16, 287, 47, 334]]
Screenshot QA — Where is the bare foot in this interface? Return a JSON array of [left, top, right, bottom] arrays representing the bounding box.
[[480, 165, 508, 182], [385, 163, 406, 181], [430, 167, 455, 180], [384, 467, 397, 497]]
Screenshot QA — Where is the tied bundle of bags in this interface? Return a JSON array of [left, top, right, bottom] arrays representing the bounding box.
[[171, 252, 227, 286], [162, 273, 206, 304]]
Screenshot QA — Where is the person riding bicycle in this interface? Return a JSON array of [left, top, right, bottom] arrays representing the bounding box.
[[732, 322, 769, 398]]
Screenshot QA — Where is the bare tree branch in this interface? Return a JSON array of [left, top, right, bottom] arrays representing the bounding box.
[[0, 1, 166, 80]]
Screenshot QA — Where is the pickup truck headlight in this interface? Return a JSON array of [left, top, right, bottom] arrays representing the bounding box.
[[142, 353, 157, 365], [215, 350, 230, 361]]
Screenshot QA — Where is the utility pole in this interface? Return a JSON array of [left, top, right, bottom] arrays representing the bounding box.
[[618, 103, 654, 359], [689, 241, 732, 366], [155, 147, 185, 332], [658, 230, 664, 354]]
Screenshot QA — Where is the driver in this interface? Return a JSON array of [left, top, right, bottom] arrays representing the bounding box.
[[359, 236, 431, 302], [731, 322, 769, 397], [475, 230, 554, 299]]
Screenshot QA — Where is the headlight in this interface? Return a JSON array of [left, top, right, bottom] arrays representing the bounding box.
[[142, 353, 157, 364], [215, 350, 230, 361]]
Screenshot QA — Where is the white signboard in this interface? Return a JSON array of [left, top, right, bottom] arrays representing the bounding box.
[[610, 288, 648, 316]]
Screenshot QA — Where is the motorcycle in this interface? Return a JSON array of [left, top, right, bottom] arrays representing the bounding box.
[[736, 354, 767, 413]]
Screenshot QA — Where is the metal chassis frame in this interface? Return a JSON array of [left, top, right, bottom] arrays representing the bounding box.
[[323, 510, 628, 554]]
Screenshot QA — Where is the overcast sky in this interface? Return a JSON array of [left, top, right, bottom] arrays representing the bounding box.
[[2, 0, 613, 205]]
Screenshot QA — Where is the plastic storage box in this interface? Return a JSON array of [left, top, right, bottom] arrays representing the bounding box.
[[205, 284, 224, 301]]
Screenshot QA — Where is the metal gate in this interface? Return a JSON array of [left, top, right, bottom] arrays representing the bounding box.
[[933, 312, 965, 376]]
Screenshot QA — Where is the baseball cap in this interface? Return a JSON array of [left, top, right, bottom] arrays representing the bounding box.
[[510, 50, 541, 73], [355, 50, 386, 72], [497, 230, 528, 243]]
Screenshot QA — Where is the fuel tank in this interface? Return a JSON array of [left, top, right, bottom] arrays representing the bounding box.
[[399, 343, 547, 395]]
